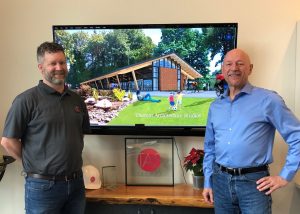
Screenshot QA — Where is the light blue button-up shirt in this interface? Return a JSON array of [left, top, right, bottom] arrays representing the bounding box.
[[203, 83, 300, 188]]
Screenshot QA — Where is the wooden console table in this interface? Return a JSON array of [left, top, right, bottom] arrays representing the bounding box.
[[85, 184, 213, 208]]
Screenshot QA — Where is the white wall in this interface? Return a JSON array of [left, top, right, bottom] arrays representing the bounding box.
[[1, 0, 300, 213]]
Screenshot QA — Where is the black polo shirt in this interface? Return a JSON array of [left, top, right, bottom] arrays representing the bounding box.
[[2, 80, 90, 175]]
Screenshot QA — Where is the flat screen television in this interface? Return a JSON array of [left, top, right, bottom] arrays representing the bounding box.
[[52, 23, 238, 136]]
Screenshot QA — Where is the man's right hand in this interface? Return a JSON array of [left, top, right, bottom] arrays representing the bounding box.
[[202, 188, 214, 204]]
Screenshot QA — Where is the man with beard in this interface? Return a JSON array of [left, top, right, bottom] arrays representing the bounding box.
[[1, 42, 90, 214], [202, 49, 300, 213]]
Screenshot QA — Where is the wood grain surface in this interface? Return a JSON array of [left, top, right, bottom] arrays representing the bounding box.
[[86, 184, 213, 208]]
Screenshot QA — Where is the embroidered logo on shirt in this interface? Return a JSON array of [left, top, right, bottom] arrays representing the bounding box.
[[74, 106, 81, 113]]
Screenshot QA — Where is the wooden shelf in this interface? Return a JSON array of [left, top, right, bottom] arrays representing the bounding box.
[[85, 183, 213, 208]]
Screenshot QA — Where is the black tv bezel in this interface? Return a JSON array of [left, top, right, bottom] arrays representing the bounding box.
[[89, 125, 206, 136], [52, 23, 238, 35], [52, 23, 238, 136]]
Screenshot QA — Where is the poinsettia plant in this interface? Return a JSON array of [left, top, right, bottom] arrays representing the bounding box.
[[183, 148, 204, 176]]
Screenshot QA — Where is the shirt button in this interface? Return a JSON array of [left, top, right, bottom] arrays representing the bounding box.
[[228, 142, 231, 144], [229, 128, 232, 131]]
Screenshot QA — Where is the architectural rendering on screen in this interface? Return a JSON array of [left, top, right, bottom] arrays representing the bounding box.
[[53, 23, 237, 128]]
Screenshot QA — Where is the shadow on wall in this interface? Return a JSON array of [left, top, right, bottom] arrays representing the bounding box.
[[288, 184, 300, 214]]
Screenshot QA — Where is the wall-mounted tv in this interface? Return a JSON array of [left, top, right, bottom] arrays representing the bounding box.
[[52, 23, 238, 136]]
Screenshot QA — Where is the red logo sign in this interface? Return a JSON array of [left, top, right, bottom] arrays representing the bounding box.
[[90, 176, 95, 183], [90, 176, 96, 183], [137, 148, 161, 172]]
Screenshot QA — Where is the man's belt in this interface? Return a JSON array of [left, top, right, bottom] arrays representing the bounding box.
[[26, 171, 82, 181], [217, 163, 268, 176]]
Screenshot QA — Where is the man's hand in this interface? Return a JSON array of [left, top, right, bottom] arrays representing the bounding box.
[[202, 188, 214, 204], [256, 175, 288, 195]]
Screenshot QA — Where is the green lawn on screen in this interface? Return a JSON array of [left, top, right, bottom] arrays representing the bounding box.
[[108, 96, 214, 126]]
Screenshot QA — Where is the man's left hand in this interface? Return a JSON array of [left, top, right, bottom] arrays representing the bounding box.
[[256, 175, 288, 195]]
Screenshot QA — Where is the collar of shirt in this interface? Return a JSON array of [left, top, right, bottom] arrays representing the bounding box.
[[38, 80, 71, 97], [221, 82, 253, 100]]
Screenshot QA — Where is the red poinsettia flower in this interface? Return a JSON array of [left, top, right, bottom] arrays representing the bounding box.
[[183, 148, 204, 176]]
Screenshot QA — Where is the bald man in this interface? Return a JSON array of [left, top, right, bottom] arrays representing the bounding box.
[[202, 49, 300, 213]]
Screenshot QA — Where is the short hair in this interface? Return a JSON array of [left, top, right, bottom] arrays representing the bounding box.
[[37, 42, 65, 63]]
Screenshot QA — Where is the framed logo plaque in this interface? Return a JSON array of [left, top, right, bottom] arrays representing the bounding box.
[[125, 138, 174, 186]]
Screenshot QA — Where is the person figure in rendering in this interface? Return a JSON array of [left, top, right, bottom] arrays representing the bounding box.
[[202, 48, 300, 213], [175, 90, 183, 110], [192, 81, 198, 92], [168, 92, 175, 109], [136, 90, 161, 103], [1, 42, 90, 214]]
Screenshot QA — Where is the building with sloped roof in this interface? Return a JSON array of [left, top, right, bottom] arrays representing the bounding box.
[[80, 53, 202, 91]]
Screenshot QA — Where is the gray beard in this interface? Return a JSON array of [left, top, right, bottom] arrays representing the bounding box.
[[45, 75, 65, 85], [44, 71, 67, 85]]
